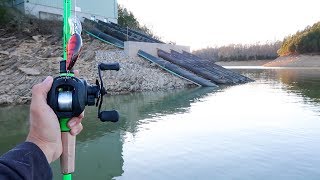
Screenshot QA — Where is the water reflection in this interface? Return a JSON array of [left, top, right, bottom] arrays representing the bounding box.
[[51, 87, 217, 179], [276, 69, 320, 103], [234, 68, 320, 104], [0, 85, 217, 179], [0, 106, 29, 154]]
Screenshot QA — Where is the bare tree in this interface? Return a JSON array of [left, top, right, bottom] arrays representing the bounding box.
[[193, 41, 282, 62]]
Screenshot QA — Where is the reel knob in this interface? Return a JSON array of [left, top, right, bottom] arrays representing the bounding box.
[[98, 110, 119, 122], [99, 63, 120, 71]]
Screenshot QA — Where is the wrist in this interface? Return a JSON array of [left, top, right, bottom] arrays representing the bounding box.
[[26, 135, 54, 163]]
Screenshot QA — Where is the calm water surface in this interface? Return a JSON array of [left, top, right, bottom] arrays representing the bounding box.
[[0, 68, 319, 180]]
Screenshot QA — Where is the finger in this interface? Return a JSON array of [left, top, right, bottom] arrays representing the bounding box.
[[78, 111, 85, 119], [68, 111, 84, 129], [31, 76, 53, 102], [67, 115, 84, 128], [70, 123, 83, 136], [40, 76, 53, 94], [74, 70, 79, 77]]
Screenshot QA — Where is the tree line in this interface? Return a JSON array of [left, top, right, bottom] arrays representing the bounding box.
[[118, 5, 160, 40], [0, 0, 11, 23], [277, 21, 320, 56], [193, 42, 282, 62]]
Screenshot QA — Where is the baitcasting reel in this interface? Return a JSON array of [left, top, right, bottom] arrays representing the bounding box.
[[48, 62, 120, 122]]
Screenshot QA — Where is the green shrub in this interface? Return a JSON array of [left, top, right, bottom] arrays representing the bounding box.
[[0, 7, 6, 23]]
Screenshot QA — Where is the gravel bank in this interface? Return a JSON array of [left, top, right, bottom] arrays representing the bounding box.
[[0, 34, 192, 105], [95, 50, 192, 93]]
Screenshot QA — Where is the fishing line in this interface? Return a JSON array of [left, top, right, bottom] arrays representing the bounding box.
[[74, 0, 77, 17]]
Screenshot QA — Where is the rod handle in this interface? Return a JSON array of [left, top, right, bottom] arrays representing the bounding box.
[[60, 132, 76, 174]]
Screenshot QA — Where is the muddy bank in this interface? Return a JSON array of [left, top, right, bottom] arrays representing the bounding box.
[[0, 33, 192, 105], [263, 55, 320, 67]]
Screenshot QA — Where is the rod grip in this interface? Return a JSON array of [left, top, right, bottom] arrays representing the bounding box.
[[61, 132, 76, 174]]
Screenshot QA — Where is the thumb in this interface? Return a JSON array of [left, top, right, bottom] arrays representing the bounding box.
[[41, 76, 54, 93], [32, 76, 53, 102]]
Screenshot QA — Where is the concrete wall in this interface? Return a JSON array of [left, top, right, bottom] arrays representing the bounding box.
[[24, 3, 62, 19], [124, 41, 190, 58], [18, 0, 117, 23]]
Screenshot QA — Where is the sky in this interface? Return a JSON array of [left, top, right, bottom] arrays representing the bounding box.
[[117, 0, 320, 50]]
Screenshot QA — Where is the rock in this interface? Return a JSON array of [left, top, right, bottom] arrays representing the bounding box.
[[0, 94, 14, 105], [53, 57, 63, 63], [18, 67, 41, 75], [150, 62, 157, 67], [0, 36, 15, 41], [32, 35, 42, 42], [0, 51, 9, 56], [81, 50, 95, 62]]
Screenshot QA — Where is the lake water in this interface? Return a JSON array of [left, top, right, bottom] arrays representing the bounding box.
[[0, 67, 319, 180]]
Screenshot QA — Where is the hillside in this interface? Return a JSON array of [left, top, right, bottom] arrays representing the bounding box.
[[277, 21, 320, 56]]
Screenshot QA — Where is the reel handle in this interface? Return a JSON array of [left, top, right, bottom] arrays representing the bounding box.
[[99, 110, 119, 122], [99, 63, 120, 71]]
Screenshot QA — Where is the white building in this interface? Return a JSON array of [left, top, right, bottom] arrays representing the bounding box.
[[13, 0, 118, 23]]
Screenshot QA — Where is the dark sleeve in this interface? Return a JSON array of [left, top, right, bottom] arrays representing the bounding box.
[[0, 142, 52, 180]]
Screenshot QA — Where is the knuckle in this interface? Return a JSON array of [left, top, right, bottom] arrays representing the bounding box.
[[75, 123, 83, 135]]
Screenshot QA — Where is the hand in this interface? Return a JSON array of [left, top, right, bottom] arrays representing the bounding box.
[[26, 75, 84, 163]]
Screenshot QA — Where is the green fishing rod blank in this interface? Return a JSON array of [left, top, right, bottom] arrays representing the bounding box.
[[63, 0, 71, 62], [61, 0, 74, 180], [63, 174, 72, 180]]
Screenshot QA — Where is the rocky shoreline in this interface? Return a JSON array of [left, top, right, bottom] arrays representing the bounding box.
[[0, 33, 192, 105]]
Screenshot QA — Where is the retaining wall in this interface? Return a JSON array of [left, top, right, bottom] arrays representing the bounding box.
[[124, 41, 190, 58]]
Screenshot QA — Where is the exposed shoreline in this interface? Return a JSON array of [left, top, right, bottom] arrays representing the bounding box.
[[263, 54, 320, 67], [216, 60, 272, 66], [216, 55, 320, 68]]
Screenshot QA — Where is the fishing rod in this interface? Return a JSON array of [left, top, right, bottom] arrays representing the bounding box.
[[47, 0, 120, 179]]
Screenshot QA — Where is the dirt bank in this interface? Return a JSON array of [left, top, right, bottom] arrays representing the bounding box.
[[263, 54, 320, 67], [0, 31, 192, 105]]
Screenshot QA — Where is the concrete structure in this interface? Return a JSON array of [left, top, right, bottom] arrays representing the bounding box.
[[12, 0, 118, 23], [125, 41, 190, 58]]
